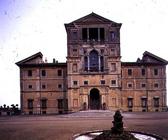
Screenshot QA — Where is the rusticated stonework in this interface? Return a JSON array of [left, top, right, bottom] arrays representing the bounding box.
[[16, 13, 167, 114]]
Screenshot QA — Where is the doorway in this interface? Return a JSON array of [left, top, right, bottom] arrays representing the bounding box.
[[89, 88, 101, 110]]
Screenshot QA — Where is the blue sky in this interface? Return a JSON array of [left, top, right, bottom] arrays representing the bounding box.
[[0, 0, 168, 106]]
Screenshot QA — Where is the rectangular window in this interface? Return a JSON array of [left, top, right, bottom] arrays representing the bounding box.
[[128, 69, 132, 76], [127, 98, 133, 108], [127, 83, 133, 88], [73, 81, 78, 86], [154, 68, 158, 76], [72, 48, 78, 56], [154, 98, 159, 107], [111, 49, 115, 56], [141, 83, 146, 88], [154, 83, 159, 88], [141, 69, 145, 76], [58, 69, 62, 76], [112, 98, 116, 107], [101, 80, 105, 85], [41, 99, 47, 109], [28, 70, 32, 77], [28, 99, 33, 109], [41, 70, 46, 77], [58, 84, 62, 89], [28, 85, 32, 89], [84, 81, 88, 85], [141, 98, 147, 107], [72, 64, 77, 72], [42, 111, 46, 114], [58, 99, 63, 109], [110, 31, 115, 41], [71, 31, 77, 40], [73, 99, 78, 107], [111, 80, 116, 86], [111, 63, 116, 72], [73, 48, 77, 52], [42, 84, 46, 89]]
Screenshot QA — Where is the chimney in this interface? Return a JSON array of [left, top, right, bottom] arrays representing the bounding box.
[[53, 58, 56, 63], [45, 57, 48, 63]]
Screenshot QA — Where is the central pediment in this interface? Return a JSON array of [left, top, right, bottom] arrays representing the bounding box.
[[65, 12, 121, 26]]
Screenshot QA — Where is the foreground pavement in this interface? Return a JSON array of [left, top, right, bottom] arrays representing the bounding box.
[[0, 111, 168, 140]]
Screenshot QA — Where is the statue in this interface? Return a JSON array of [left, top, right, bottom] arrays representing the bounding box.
[[94, 110, 138, 140]]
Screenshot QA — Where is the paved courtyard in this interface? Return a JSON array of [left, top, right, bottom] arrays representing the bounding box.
[[0, 111, 168, 140]]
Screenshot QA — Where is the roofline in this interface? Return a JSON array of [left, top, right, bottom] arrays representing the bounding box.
[[16, 52, 43, 66], [17, 62, 67, 68], [143, 51, 168, 64], [65, 12, 122, 28], [121, 62, 166, 66]]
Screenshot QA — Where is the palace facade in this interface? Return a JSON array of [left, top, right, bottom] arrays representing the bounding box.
[[16, 13, 167, 114]]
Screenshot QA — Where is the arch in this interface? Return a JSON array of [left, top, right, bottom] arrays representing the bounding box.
[[89, 88, 101, 110], [89, 50, 99, 72]]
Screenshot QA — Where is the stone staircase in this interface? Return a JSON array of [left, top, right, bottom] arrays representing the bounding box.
[[64, 110, 115, 118]]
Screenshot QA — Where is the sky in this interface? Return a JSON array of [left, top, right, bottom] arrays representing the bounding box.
[[0, 0, 168, 107]]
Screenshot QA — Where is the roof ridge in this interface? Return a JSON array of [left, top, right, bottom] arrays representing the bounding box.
[[16, 52, 43, 66]]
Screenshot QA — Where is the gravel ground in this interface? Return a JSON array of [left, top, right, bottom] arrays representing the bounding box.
[[0, 111, 168, 140]]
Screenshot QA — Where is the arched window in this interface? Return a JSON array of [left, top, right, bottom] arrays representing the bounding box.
[[89, 50, 99, 72]]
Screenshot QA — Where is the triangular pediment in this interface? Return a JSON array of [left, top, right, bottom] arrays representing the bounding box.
[[142, 51, 167, 64], [66, 12, 121, 25], [16, 52, 43, 66]]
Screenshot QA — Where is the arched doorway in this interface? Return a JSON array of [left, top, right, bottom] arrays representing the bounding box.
[[89, 88, 101, 110]]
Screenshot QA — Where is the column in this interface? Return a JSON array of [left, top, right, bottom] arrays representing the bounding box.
[[87, 28, 89, 42], [87, 56, 90, 71], [99, 55, 101, 71], [98, 28, 100, 42]]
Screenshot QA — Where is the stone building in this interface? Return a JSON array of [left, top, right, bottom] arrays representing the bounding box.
[[16, 13, 167, 114]]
